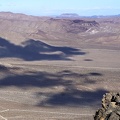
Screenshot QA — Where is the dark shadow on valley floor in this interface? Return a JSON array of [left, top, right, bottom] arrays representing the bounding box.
[[38, 89, 107, 107], [0, 37, 86, 61], [0, 68, 106, 107], [0, 70, 98, 88]]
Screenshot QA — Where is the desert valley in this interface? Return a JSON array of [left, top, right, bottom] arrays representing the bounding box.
[[0, 12, 120, 119]]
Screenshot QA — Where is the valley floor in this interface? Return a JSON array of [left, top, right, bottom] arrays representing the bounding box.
[[0, 46, 119, 120]]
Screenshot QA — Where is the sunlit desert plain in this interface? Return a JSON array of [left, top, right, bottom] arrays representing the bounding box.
[[0, 12, 120, 119]]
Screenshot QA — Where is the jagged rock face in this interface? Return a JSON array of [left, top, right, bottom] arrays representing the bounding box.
[[94, 92, 120, 120]]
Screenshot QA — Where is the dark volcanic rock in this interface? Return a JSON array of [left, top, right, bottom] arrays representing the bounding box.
[[94, 92, 120, 120]]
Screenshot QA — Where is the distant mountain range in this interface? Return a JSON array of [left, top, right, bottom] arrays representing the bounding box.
[[58, 13, 80, 18], [56, 13, 120, 18], [0, 12, 120, 48]]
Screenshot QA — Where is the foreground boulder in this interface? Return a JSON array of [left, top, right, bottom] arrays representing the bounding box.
[[94, 92, 120, 120]]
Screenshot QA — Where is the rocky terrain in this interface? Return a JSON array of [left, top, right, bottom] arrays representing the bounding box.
[[0, 12, 98, 44], [0, 12, 120, 48], [94, 92, 120, 120]]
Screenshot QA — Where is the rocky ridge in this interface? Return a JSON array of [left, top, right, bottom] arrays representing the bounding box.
[[94, 92, 120, 120], [0, 12, 120, 47], [0, 12, 100, 47]]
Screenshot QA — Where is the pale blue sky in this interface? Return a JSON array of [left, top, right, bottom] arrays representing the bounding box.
[[0, 0, 120, 16]]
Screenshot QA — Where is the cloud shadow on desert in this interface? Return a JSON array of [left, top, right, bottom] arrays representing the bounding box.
[[0, 37, 86, 61], [0, 69, 106, 108], [38, 88, 107, 107], [0, 70, 97, 88], [35, 70, 106, 107]]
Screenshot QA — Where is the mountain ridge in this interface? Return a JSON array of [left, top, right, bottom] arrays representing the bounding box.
[[0, 12, 120, 48]]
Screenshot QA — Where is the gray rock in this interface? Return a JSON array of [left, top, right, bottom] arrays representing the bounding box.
[[94, 92, 120, 120], [107, 112, 119, 120]]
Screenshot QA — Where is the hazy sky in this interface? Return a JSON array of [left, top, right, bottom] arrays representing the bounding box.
[[0, 0, 120, 16]]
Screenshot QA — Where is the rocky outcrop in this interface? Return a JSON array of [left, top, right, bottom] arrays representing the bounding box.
[[94, 92, 120, 120], [60, 19, 99, 34]]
